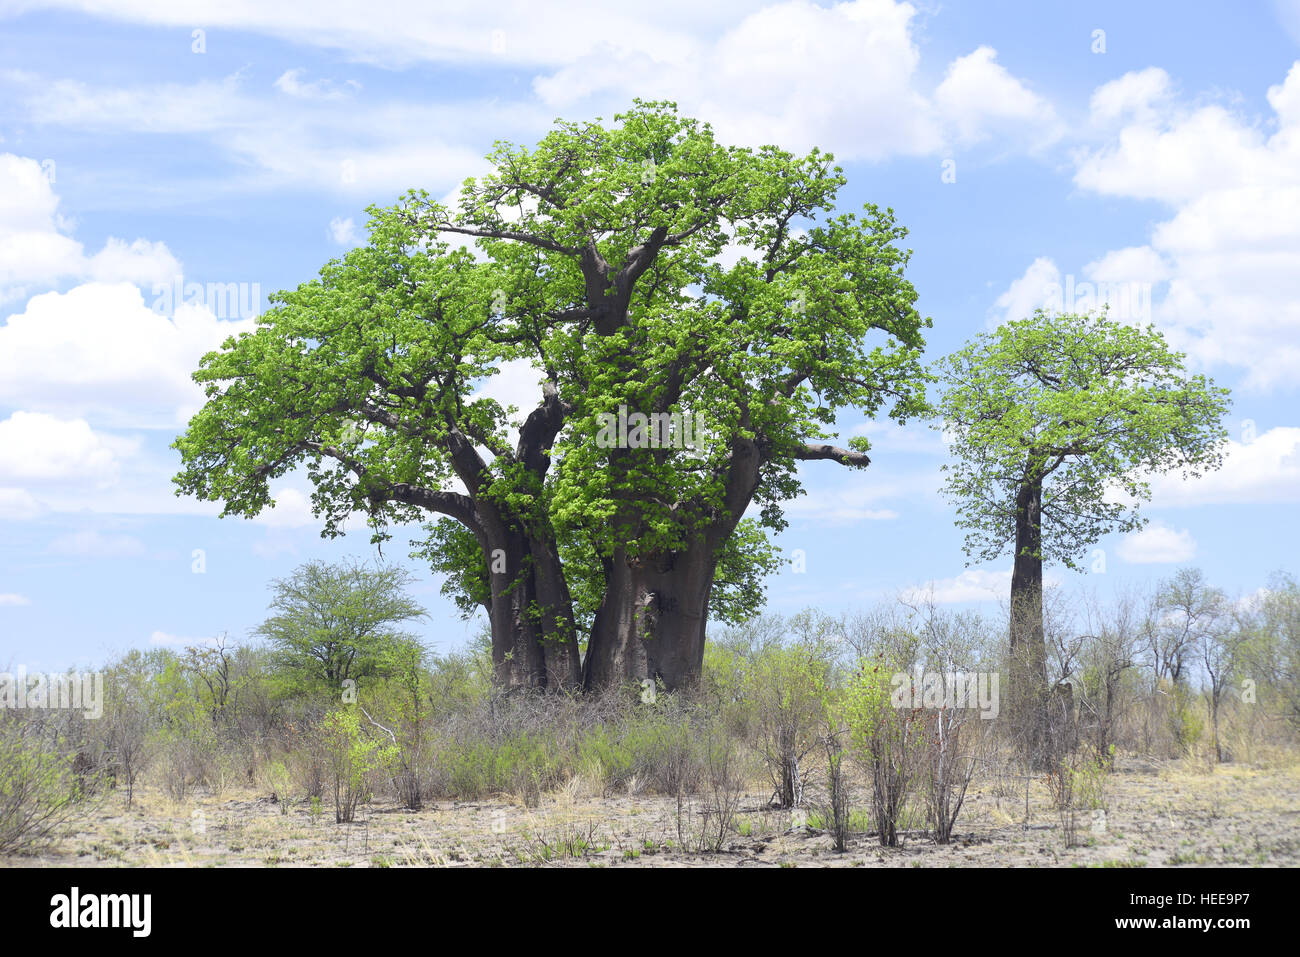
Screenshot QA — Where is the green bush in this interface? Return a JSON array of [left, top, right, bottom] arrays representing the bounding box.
[[321, 707, 397, 823], [438, 732, 566, 806], [0, 718, 84, 854], [842, 656, 926, 846]]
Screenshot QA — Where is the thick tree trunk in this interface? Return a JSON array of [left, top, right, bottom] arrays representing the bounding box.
[[482, 525, 581, 693], [1009, 474, 1051, 769], [583, 535, 718, 693], [530, 532, 582, 690]]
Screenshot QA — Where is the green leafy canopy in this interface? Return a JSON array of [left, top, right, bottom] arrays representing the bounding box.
[[934, 309, 1231, 569], [172, 100, 932, 627]]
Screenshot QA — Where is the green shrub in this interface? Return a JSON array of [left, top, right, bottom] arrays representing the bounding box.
[[438, 732, 566, 806], [321, 707, 397, 823], [0, 718, 84, 854], [842, 656, 926, 846]]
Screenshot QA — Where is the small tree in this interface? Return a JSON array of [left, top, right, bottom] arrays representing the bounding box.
[[1154, 568, 1232, 758], [1192, 588, 1242, 764], [1239, 573, 1300, 732], [256, 560, 427, 696], [321, 707, 396, 823], [1078, 589, 1143, 759], [746, 615, 838, 809], [935, 310, 1230, 768], [843, 656, 925, 847], [369, 637, 434, 808], [102, 650, 158, 807], [1151, 567, 1222, 686]]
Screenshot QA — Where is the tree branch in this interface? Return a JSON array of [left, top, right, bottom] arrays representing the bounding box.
[[795, 443, 871, 467]]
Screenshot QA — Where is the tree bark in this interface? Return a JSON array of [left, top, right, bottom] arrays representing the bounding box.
[[582, 535, 719, 692], [1009, 472, 1051, 769], [583, 437, 761, 693]]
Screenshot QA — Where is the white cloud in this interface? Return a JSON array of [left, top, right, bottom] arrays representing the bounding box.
[[1065, 62, 1300, 388], [992, 252, 1162, 327], [901, 565, 1064, 604], [0, 488, 43, 521], [274, 69, 359, 100], [1140, 426, 1300, 506], [901, 568, 1011, 604], [0, 412, 127, 484], [329, 216, 358, 245], [86, 237, 180, 287], [13, 0, 755, 69], [0, 593, 30, 606], [532, 1, 1056, 162], [0, 282, 256, 429], [251, 487, 318, 528], [934, 45, 1060, 149], [5, 4, 1060, 197], [1116, 522, 1197, 564], [1086, 66, 1173, 127], [782, 481, 902, 523], [7, 71, 523, 196], [466, 358, 546, 455], [0, 153, 181, 302], [991, 256, 1059, 325]]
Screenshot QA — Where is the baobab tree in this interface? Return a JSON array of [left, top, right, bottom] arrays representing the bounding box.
[[935, 310, 1230, 767], [174, 101, 931, 692]]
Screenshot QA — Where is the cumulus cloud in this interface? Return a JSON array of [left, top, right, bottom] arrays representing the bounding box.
[[3, 3, 1062, 199], [0, 282, 256, 429], [1140, 426, 1300, 507], [0, 412, 129, 485], [934, 45, 1061, 149], [1064, 62, 1300, 389], [991, 256, 1060, 326], [329, 216, 359, 245], [0, 154, 180, 302], [1116, 522, 1197, 564], [534, 1, 1057, 161]]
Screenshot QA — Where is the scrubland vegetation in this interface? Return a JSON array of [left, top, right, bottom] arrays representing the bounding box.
[[4, 561, 1297, 866]]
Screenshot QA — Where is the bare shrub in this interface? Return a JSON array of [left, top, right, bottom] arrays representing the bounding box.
[[698, 729, 748, 852], [922, 705, 988, 844], [819, 729, 851, 852]]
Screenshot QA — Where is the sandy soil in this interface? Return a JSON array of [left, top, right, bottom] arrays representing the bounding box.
[[8, 756, 1299, 868]]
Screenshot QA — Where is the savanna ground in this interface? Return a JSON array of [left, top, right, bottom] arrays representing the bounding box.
[[6, 579, 1299, 869], [11, 753, 1298, 869]]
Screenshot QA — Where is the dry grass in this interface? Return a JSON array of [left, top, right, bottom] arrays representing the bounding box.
[[4, 751, 1297, 868]]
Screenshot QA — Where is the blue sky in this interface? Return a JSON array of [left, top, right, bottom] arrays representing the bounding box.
[[1, 0, 1298, 670]]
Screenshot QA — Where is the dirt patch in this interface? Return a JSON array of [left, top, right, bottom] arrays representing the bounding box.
[[7, 757, 1298, 868]]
